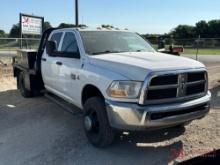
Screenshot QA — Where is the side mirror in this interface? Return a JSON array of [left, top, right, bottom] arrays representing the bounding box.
[[46, 41, 57, 56]]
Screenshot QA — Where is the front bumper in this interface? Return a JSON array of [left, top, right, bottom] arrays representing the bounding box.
[[105, 91, 211, 131]]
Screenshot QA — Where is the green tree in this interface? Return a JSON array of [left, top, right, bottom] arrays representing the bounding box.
[[9, 23, 20, 38], [207, 20, 220, 38], [170, 25, 196, 39], [195, 20, 209, 37], [58, 23, 76, 28], [58, 23, 87, 28], [43, 21, 52, 32], [101, 24, 114, 29], [0, 29, 6, 37]]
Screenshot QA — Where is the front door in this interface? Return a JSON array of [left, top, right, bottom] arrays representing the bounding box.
[[57, 31, 82, 104]]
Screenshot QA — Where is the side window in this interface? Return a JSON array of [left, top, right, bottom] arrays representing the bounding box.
[[50, 32, 62, 51], [61, 32, 79, 54]]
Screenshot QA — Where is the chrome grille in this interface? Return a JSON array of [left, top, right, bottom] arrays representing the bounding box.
[[141, 70, 208, 104]]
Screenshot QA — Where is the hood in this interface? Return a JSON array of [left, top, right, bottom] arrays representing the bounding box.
[[89, 52, 205, 81]]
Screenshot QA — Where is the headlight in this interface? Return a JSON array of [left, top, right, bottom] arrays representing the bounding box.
[[107, 81, 142, 98]]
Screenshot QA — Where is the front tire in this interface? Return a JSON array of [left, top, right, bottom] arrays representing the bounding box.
[[18, 72, 32, 98], [83, 97, 115, 148]]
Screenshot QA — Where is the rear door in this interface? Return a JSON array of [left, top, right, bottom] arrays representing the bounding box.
[[41, 31, 63, 92]]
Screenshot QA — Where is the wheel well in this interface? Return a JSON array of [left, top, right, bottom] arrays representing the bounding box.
[[82, 85, 104, 106]]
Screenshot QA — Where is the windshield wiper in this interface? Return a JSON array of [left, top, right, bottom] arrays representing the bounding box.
[[92, 50, 122, 55], [136, 49, 147, 52], [136, 50, 142, 52]]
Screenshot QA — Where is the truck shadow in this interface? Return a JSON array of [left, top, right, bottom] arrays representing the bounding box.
[[0, 89, 183, 164], [210, 84, 220, 109], [115, 126, 185, 144], [107, 128, 185, 163]]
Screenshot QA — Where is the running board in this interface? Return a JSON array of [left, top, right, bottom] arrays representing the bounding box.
[[45, 92, 83, 116]]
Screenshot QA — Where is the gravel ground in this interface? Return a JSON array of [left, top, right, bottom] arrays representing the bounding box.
[[0, 56, 219, 165]]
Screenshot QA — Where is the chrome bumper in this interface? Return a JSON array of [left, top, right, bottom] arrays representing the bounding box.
[[105, 91, 211, 131]]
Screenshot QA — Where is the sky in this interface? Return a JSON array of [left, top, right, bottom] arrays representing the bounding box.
[[0, 0, 220, 34]]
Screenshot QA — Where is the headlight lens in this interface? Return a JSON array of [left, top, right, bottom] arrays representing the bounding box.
[[107, 81, 142, 98]]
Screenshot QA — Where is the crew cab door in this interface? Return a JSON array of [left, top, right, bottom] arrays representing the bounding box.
[[41, 31, 63, 92], [56, 31, 82, 104]]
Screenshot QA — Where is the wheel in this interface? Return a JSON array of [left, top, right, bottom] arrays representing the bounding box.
[[18, 72, 32, 98], [83, 97, 115, 148]]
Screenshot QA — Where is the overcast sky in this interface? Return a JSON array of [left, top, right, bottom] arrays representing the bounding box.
[[0, 0, 220, 34]]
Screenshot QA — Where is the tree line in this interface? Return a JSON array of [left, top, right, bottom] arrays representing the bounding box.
[[171, 19, 220, 38], [0, 19, 220, 39], [143, 19, 220, 40]]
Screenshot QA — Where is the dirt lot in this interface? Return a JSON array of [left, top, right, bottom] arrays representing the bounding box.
[[0, 56, 219, 165]]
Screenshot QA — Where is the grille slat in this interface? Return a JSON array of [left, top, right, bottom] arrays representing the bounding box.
[[147, 88, 177, 100], [148, 84, 179, 90], [186, 80, 206, 86], [186, 83, 205, 95], [145, 71, 207, 103], [187, 72, 205, 82], [150, 103, 209, 120], [150, 75, 178, 86]]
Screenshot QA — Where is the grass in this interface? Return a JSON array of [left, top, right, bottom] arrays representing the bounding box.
[[183, 48, 220, 55], [0, 42, 39, 51], [0, 47, 18, 51], [0, 46, 38, 51], [151, 44, 220, 55]]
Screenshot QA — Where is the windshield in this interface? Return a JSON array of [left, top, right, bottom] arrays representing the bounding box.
[[80, 31, 155, 55]]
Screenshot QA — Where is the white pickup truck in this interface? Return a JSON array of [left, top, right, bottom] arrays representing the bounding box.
[[13, 27, 211, 147]]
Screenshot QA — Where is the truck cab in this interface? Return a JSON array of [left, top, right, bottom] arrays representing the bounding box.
[[13, 27, 211, 147]]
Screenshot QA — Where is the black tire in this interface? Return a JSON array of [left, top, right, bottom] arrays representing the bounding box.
[[18, 72, 32, 98], [83, 97, 115, 148]]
